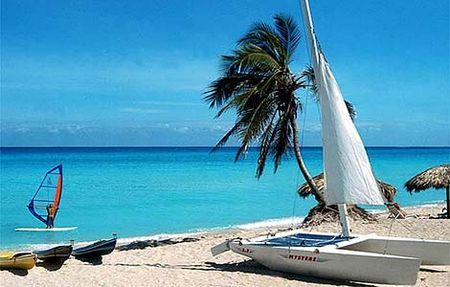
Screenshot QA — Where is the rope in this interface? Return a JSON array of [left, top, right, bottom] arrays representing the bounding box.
[[383, 213, 397, 254], [383, 209, 425, 254], [288, 171, 300, 253], [392, 217, 424, 239], [288, 88, 311, 252], [300, 95, 309, 146]]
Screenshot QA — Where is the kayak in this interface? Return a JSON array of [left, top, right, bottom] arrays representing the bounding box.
[[72, 238, 116, 258], [34, 245, 73, 261], [0, 252, 37, 270]]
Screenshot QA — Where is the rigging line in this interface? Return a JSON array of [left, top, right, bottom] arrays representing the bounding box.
[[391, 215, 424, 240], [383, 212, 398, 254], [300, 93, 309, 147], [288, 170, 301, 252], [289, 91, 310, 249]]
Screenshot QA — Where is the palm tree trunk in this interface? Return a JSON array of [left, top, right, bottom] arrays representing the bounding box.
[[291, 118, 321, 201]]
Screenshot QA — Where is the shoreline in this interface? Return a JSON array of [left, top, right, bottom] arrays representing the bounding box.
[[1, 204, 448, 286], [3, 201, 446, 252]]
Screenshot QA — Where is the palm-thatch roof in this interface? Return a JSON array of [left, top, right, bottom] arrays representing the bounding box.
[[405, 164, 450, 219], [405, 164, 449, 192], [298, 173, 397, 203], [297, 173, 396, 226]]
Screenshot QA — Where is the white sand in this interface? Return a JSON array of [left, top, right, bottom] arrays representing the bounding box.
[[1, 204, 449, 287]]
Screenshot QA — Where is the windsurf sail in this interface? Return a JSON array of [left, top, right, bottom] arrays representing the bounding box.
[[27, 164, 63, 227]]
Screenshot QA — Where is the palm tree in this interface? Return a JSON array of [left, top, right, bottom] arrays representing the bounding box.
[[204, 14, 320, 193]]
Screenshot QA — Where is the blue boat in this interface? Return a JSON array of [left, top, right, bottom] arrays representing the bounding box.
[[34, 245, 73, 261], [72, 238, 116, 258]]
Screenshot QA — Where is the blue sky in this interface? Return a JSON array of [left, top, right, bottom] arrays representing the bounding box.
[[1, 0, 448, 146]]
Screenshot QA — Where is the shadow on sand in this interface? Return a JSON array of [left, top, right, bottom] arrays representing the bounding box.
[[0, 268, 29, 276], [203, 260, 377, 287], [74, 256, 103, 266], [112, 259, 376, 287], [36, 260, 66, 271], [419, 267, 447, 273]]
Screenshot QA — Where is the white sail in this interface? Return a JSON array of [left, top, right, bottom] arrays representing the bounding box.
[[300, 0, 384, 206]]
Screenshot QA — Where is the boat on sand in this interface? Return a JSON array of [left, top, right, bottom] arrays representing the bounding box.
[[34, 245, 73, 262], [211, 0, 450, 285], [72, 238, 117, 258], [0, 252, 37, 270]]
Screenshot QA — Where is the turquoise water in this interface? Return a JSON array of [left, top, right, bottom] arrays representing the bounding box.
[[0, 147, 448, 249]]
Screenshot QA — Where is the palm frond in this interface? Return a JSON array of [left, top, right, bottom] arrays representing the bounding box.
[[206, 13, 308, 178], [271, 104, 294, 172], [211, 124, 241, 152], [273, 14, 301, 63]]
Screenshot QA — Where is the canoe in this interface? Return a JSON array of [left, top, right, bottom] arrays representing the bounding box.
[[72, 238, 116, 258], [0, 252, 37, 270], [34, 245, 73, 261]]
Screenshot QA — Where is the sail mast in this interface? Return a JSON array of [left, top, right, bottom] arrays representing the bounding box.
[[299, 0, 351, 236], [300, 0, 385, 236]]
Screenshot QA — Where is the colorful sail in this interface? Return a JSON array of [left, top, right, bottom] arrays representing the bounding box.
[[300, 0, 384, 206], [27, 164, 63, 226]]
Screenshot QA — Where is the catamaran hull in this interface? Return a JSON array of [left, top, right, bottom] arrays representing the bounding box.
[[229, 240, 420, 285], [342, 236, 450, 265]]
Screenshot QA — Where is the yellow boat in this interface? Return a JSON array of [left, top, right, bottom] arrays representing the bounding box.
[[0, 252, 37, 270]]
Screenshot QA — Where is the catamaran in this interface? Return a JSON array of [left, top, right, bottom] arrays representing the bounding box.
[[15, 164, 77, 232], [211, 0, 450, 285]]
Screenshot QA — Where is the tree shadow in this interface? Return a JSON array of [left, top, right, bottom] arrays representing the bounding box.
[[74, 256, 103, 266], [36, 260, 66, 271], [0, 269, 29, 276]]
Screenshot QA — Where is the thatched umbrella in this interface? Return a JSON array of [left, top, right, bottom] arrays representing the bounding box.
[[298, 173, 397, 226], [298, 173, 397, 203], [405, 164, 450, 219]]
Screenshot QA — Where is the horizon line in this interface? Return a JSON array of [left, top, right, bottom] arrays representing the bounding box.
[[1, 145, 449, 149]]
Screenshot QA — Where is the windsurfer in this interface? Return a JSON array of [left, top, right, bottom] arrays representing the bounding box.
[[46, 203, 56, 228]]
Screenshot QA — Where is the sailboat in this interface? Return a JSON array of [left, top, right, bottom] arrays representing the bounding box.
[[211, 0, 450, 285], [15, 164, 77, 232]]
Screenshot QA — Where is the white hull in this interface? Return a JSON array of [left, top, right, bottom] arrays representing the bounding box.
[[213, 230, 450, 285]]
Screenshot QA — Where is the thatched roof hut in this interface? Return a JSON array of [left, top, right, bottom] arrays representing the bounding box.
[[405, 164, 450, 219], [297, 173, 396, 226], [298, 173, 397, 203]]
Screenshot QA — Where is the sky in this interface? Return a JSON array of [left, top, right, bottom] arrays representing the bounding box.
[[1, 0, 449, 147]]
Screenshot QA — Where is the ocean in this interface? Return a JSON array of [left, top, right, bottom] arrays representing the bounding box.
[[0, 147, 448, 250]]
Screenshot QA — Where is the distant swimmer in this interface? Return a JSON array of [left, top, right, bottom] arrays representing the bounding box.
[[46, 203, 56, 228]]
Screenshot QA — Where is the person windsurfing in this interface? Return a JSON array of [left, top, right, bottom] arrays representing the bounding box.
[[46, 203, 56, 228]]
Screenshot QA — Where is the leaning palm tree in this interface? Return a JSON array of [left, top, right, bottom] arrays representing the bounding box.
[[204, 14, 320, 192]]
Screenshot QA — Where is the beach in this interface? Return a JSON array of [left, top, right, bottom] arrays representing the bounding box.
[[1, 204, 448, 287]]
